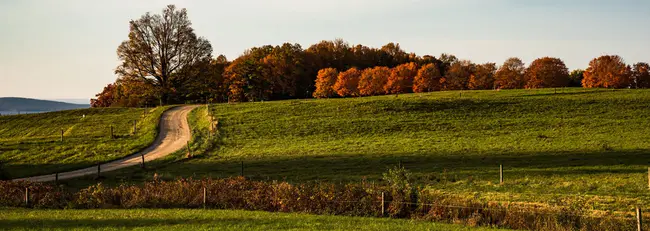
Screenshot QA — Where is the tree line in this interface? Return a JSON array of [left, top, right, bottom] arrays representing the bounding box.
[[91, 5, 650, 107]]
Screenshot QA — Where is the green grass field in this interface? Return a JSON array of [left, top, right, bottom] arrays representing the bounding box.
[[0, 107, 166, 178], [99, 88, 650, 212], [0, 208, 510, 230]]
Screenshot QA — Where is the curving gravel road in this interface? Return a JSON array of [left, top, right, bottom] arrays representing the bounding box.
[[15, 105, 198, 182]]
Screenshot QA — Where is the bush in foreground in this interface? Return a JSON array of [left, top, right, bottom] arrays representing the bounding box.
[[0, 178, 640, 231]]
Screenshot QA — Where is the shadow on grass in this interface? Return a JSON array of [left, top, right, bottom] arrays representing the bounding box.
[[32, 148, 650, 189], [518, 89, 611, 97], [0, 217, 306, 229]]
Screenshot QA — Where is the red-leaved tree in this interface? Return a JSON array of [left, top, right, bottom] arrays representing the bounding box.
[[333, 68, 362, 97], [582, 55, 631, 88], [413, 63, 443, 92], [312, 68, 339, 98], [358, 66, 390, 96], [385, 62, 418, 94]]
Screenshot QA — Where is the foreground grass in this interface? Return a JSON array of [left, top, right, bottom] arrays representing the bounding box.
[[0, 107, 167, 178], [0, 208, 509, 231], [92, 88, 650, 212]]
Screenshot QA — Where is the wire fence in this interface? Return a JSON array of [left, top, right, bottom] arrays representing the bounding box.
[[10, 182, 644, 231]]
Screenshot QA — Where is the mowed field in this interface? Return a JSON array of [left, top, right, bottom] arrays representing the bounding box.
[[111, 88, 650, 212], [0, 208, 510, 231], [0, 107, 166, 178]]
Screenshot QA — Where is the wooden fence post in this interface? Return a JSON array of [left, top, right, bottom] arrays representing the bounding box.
[[637, 207, 643, 231], [24, 187, 29, 207], [110, 125, 114, 139], [97, 164, 101, 179], [186, 141, 191, 158], [133, 120, 137, 135], [499, 165, 504, 184], [203, 186, 207, 209], [141, 154, 145, 169], [55, 173, 59, 184], [60, 130, 64, 142], [381, 192, 385, 217]]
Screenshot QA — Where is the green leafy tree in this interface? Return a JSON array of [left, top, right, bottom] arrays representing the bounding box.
[[632, 62, 650, 88], [569, 69, 584, 87]]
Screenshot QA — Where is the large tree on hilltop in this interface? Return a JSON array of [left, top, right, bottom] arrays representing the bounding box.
[[115, 5, 212, 104]]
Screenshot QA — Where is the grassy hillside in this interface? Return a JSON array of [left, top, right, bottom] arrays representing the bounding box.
[[107, 88, 650, 212], [0, 97, 88, 112], [0, 107, 167, 178], [0, 208, 510, 231]]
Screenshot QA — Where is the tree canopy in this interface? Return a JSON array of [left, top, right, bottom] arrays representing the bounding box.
[[524, 57, 570, 89], [114, 5, 212, 104], [91, 5, 650, 107], [494, 58, 526, 89], [583, 55, 631, 88]]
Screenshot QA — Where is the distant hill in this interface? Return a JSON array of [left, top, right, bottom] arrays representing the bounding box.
[[51, 98, 90, 105], [0, 97, 89, 113]]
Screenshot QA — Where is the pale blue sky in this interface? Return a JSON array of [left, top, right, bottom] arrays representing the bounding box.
[[1, 0, 649, 100]]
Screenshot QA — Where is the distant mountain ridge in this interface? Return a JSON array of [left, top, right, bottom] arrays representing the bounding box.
[[0, 97, 89, 112]]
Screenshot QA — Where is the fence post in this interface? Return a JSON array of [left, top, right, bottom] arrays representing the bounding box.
[[133, 120, 137, 135], [141, 154, 145, 169], [24, 187, 29, 207], [110, 125, 114, 139], [186, 141, 191, 158], [637, 207, 643, 231], [203, 186, 207, 209], [499, 164, 504, 184], [60, 130, 64, 142], [240, 161, 244, 177], [55, 173, 59, 184], [381, 192, 385, 217], [97, 164, 101, 179]]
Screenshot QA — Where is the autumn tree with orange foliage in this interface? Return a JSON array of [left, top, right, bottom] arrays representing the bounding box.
[[582, 55, 631, 88], [333, 68, 362, 97], [468, 63, 496, 90], [632, 62, 650, 88], [312, 68, 339, 98], [358, 66, 390, 96], [91, 84, 117, 108], [524, 57, 570, 89], [494, 58, 526, 89], [413, 63, 444, 92], [385, 62, 418, 94], [444, 60, 474, 90]]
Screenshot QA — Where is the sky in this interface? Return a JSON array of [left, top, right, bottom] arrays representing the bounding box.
[[1, 0, 649, 101]]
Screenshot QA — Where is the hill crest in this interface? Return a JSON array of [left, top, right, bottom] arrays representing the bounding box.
[[0, 97, 89, 113]]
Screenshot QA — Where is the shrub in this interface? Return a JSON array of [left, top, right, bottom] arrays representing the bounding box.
[[0, 177, 641, 231]]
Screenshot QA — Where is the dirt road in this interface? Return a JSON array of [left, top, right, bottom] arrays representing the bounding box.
[[15, 105, 198, 182]]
